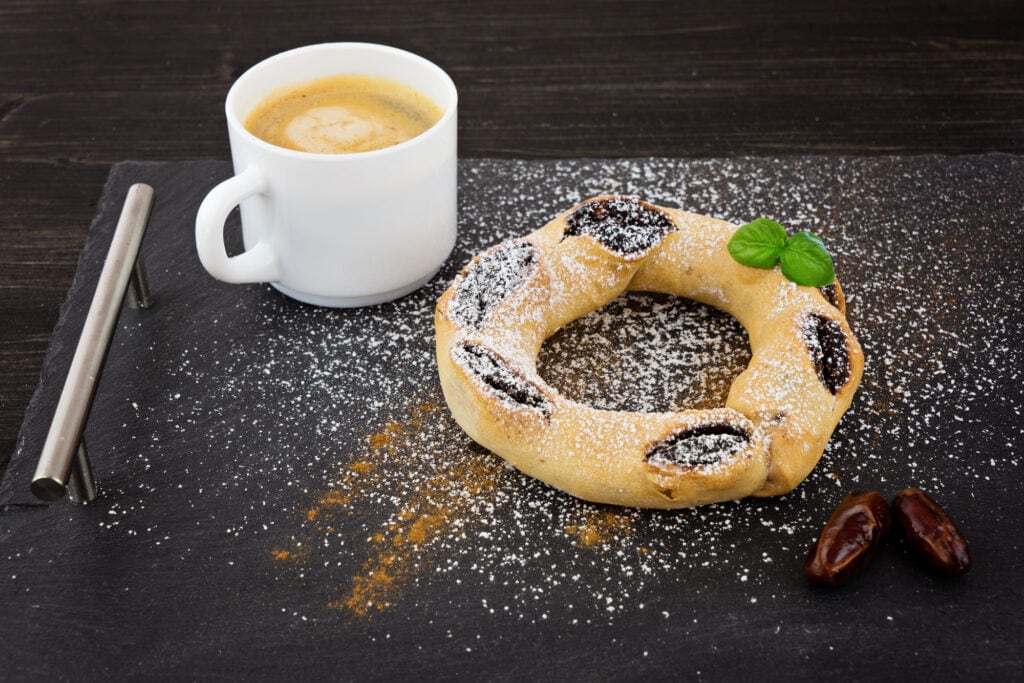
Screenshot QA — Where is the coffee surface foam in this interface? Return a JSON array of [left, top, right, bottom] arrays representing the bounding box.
[[244, 74, 443, 154]]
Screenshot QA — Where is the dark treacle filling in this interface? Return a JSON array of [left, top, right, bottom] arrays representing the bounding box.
[[645, 423, 750, 468], [802, 313, 851, 394], [454, 342, 552, 417], [819, 283, 842, 310], [563, 196, 675, 255], [450, 241, 538, 329]]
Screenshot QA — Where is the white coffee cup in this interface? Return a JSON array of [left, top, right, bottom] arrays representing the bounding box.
[[195, 43, 458, 307]]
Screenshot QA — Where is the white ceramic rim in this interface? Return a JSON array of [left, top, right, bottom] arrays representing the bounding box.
[[224, 42, 458, 162]]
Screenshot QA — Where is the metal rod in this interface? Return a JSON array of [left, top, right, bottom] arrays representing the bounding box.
[[30, 183, 155, 502], [66, 440, 97, 504], [127, 258, 152, 309]]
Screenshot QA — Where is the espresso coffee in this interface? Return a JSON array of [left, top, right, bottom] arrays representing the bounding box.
[[244, 74, 443, 154]]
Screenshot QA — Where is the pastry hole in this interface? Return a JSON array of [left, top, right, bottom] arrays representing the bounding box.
[[819, 283, 843, 311], [453, 342, 552, 417], [801, 313, 852, 395], [645, 423, 751, 468], [654, 486, 677, 501], [537, 292, 751, 413], [562, 196, 675, 255], [449, 240, 538, 329]]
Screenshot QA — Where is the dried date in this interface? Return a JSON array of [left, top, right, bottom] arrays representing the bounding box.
[[805, 490, 890, 587], [892, 487, 971, 577]]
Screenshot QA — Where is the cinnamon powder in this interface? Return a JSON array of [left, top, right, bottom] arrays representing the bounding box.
[[272, 401, 513, 616], [268, 294, 745, 617], [271, 399, 645, 618], [564, 508, 633, 548]]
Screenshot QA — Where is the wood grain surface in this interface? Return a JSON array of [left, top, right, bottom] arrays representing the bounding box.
[[1, 0, 1022, 475]]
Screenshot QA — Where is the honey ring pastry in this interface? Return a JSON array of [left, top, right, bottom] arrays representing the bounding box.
[[435, 196, 864, 509]]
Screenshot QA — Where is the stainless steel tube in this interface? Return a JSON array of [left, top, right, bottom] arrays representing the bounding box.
[[66, 440, 97, 504], [30, 183, 155, 502]]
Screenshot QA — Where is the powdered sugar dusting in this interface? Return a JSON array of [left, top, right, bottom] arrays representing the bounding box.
[[646, 426, 750, 468], [449, 240, 538, 329], [800, 312, 852, 394], [563, 196, 675, 256], [63, 157, 1022, 636], [538, 292, 750, 412], [451, 341, 552, 416]]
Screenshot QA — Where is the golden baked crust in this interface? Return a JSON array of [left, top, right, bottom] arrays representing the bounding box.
[[435, 196, 863, 508]]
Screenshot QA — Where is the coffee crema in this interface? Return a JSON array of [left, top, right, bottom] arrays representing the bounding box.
[[244, 74, 443, 154]]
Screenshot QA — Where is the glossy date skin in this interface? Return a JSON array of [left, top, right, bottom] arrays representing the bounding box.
[[805, 491, 890, 587], [892, 487, 971, 577]]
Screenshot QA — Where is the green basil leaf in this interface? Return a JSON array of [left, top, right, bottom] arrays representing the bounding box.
[[727, 218, 788, 269], [779, 231, 836, 287]]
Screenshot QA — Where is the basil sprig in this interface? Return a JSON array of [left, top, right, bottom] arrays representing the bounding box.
[[726, 218, 835, 287]]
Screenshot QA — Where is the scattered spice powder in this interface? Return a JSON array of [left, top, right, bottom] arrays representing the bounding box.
[[336, 453, 503, 616], [564, 508, 634, 548], [273, 402, 513, 617], [179, 157, 1019, 627], [268, 292, 786, 618]]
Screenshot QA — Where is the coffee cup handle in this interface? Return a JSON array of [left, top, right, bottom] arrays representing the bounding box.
[[195, 165, 281, 283]]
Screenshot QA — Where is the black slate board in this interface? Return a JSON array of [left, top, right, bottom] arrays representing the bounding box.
[[1, 157, 1022, 679]]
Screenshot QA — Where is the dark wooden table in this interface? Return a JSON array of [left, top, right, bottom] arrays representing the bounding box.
[[2, 1, 1022, 475], [2, 1, 1022, 476], [2, 3, 1023, 678]]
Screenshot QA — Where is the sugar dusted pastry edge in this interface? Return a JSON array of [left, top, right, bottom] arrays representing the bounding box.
[[435, 197, 863, 509]]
